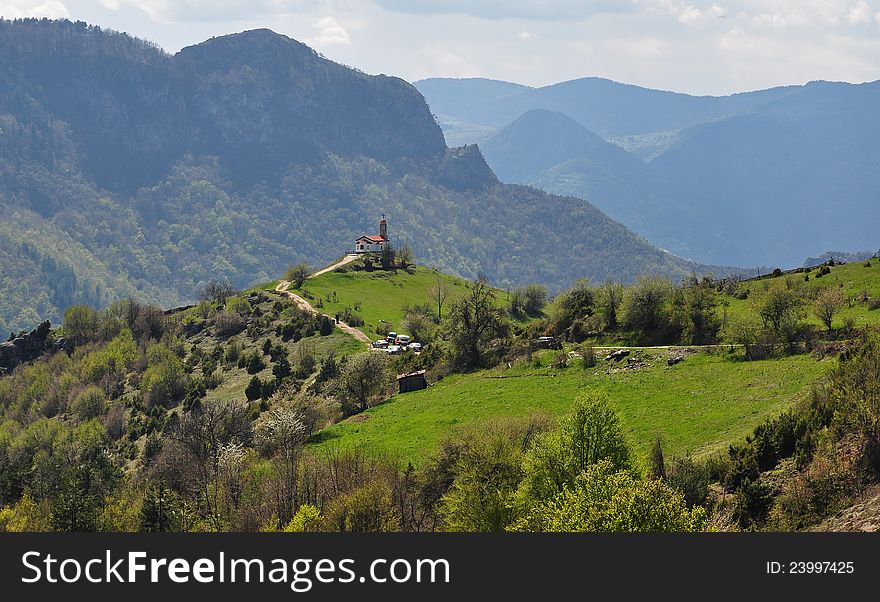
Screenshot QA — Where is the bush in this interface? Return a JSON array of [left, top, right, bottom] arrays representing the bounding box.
[[581, 345, 596, 368], [510, 460, 706, 532], [70, 385, 106, 421], [215, 311, 244, 338], [245, 376, 263, 401]]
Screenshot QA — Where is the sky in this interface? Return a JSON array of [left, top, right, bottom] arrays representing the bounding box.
[[1, 0, 879, 95]]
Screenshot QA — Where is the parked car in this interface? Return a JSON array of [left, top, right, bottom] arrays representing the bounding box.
[[409, 342, 422, 353], [386, 345, 402, 355], [396, 334, 411, 346], [372, 339, 389, 349], [386, 331, 398, 344], [533, 336, 562, 350]]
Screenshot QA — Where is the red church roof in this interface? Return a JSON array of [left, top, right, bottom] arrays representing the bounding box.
[[357, 235, 387, 243]]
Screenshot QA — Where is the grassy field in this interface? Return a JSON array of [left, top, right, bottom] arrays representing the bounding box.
[[310, 348, 829, 465], [721, 260, 880, 330], [295, 265, 494, 339]]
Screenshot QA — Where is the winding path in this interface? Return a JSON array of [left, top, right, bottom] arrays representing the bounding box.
[[274, 255, 372, 345]]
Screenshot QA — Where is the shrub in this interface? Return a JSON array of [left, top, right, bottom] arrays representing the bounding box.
[[245, 376, 263, 401], [215, 311, 244, 338], [70, 385, 106, 421], [581, 345, 597, 368]]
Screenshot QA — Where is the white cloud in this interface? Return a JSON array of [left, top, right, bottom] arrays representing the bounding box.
[[518, 30, 536, 39], [373, 0, 635, 21], [847, 0, 872, 24], [312, 15, 350, 45], [0, 0, 69, 18]]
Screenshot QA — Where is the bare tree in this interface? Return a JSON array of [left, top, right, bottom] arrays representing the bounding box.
[[174, 399, 252, 529], [429, 276, 449, 322], [197, 280, 237, 305]]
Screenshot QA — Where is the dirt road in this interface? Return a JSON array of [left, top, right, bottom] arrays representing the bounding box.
[[274, 279, 372, 345]]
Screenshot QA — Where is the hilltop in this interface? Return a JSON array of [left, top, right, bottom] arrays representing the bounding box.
[[0, 19, 713, 339]]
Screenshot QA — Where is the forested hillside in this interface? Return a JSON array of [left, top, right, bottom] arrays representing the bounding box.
[[0, 19, 710, 339]]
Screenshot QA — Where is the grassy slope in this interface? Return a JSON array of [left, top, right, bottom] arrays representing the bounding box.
[[311, 349, 828, 465], [721, 261, 880, 329], [296, 265, 496, 339]]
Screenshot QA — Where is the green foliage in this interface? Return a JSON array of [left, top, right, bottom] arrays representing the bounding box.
[[141, 344, 187, 408], [282, 504, 322, 532], [284, 263, 311, 289], [518, 392, 632, 506], [445, 277, 508, 370], [510, 460, 706, 532], [323, 480, 398, 532], [340, 352, 390, 415], [70, 386, 106, 421]]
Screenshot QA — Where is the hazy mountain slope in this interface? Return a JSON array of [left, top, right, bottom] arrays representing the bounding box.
[[415, 76, 800, 141], [420, 76, 880, 267], [0, 19, 709, 338], [479, 110, 722, 261], [651, 80, 880, 266]]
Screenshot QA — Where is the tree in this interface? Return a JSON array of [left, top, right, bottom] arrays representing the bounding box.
[[174, 399, 251, 530], [439, 417, 543, 532], [522, 284, 548, 316], [722, 314, 764, 360], [141, 344, 188, 408], [597, 281, 624, 329], [510, 460, 706, 532], [429, 276, 449, 321], [518, 392, 632, 506], [649, 437, 667, 480], [284, 263, 311, 289], [197, 280, 237, 305], [245, 376, 263, 401], [621, 277, 671, 343], [340, 352, 390, 414], [814, 287, 846, 334], [445, 277, 507, 370], [70, 386, 106, 421], [756, 286, 805, 352], [139, 484, 181, 532], [674, 277, 720, 345], [556, 279, 595, 328], [380, 243, 395, 270], [397, 244, 415, 267], [63, 305, 100, 347]]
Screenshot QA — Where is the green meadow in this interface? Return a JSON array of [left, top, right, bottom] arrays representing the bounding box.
[[310, 349, 829, 465]]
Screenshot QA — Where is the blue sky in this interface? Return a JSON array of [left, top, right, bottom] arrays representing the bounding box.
[[2, 0, 879, 94]]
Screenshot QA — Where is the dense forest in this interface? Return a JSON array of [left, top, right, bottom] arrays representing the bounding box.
[[0, 19, 717, 339]]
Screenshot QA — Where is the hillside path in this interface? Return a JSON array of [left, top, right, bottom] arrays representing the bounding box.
[[310, 253, 359, 278], [275, 278, 372, 345]]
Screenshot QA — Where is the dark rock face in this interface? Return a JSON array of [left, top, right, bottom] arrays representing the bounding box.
[[0, 320, 64, 373]]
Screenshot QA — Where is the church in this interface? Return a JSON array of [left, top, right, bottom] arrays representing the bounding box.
[[354, 215, 390, 253]]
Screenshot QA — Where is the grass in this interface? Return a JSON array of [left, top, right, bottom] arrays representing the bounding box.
[[310, 348, 829, 466], [721, 261, 880, 330], [295, 265, 505, 339]]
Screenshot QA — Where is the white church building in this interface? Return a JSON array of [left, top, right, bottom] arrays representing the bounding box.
[[355, 215, 390, 253]]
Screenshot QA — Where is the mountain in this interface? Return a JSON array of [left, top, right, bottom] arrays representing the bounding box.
[[0, 19, 710, 339], [415, 76, 800, 148], [417, 77, 880, 267], [479, 109, 720, 261]]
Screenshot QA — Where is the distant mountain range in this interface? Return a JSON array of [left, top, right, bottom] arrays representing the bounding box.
[[416, 76, 880, 268], [0, 19, 714, 338]]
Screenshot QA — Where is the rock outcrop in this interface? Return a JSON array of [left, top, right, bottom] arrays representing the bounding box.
[[0, 320, 64, 373]]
